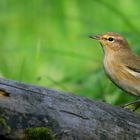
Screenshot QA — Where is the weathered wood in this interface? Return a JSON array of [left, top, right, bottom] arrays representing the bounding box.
[[0, 78, 139, 140]]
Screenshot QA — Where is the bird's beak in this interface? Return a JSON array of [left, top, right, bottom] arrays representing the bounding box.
[[89, 35, 100, 40]]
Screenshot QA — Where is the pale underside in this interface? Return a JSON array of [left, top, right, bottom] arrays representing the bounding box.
[[103, 57, 140, 97]]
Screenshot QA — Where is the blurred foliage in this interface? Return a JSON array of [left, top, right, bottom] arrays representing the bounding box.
[[0, 0, 140, 107]]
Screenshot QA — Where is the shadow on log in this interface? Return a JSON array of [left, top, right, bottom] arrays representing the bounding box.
[[0, 78, 139, 140]]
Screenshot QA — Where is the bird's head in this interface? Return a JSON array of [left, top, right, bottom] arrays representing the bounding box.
[[89, 32, 129, 52]]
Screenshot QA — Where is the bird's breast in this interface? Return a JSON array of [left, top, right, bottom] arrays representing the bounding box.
[[103, 57, 119, 82], [103, 56, 140, 96]]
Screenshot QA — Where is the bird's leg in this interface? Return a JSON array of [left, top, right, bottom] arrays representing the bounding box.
[[132, 103, 140, 111], [122, 99, 140, 107], [121, 99, 140, 111]]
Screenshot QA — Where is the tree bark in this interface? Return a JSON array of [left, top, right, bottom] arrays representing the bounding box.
[[0, 78, 139, 140]]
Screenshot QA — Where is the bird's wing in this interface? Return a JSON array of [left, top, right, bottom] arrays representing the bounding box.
[[126, 65, 140, 73], [125, 65, 140, 77], [124, 55, 140, 74]]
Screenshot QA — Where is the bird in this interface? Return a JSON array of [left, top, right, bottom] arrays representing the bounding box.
[[89, 32, 140, 110]]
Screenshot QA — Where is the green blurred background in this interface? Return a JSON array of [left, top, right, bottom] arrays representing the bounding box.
[[0, 0, 140, 106]]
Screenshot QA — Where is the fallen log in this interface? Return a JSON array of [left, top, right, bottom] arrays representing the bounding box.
[[0, 78, 139, 140]]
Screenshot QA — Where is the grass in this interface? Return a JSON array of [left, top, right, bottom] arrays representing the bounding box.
[[0, 0, 139, 105]]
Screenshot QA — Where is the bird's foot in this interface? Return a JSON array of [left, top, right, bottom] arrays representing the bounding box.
[[120, 99, 140, 111]]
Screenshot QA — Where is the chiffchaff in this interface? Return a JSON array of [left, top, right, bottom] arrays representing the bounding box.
[[89, 32, 140, 110]]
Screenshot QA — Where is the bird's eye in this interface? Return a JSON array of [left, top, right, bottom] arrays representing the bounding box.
[[108, 37, 114, 42]]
